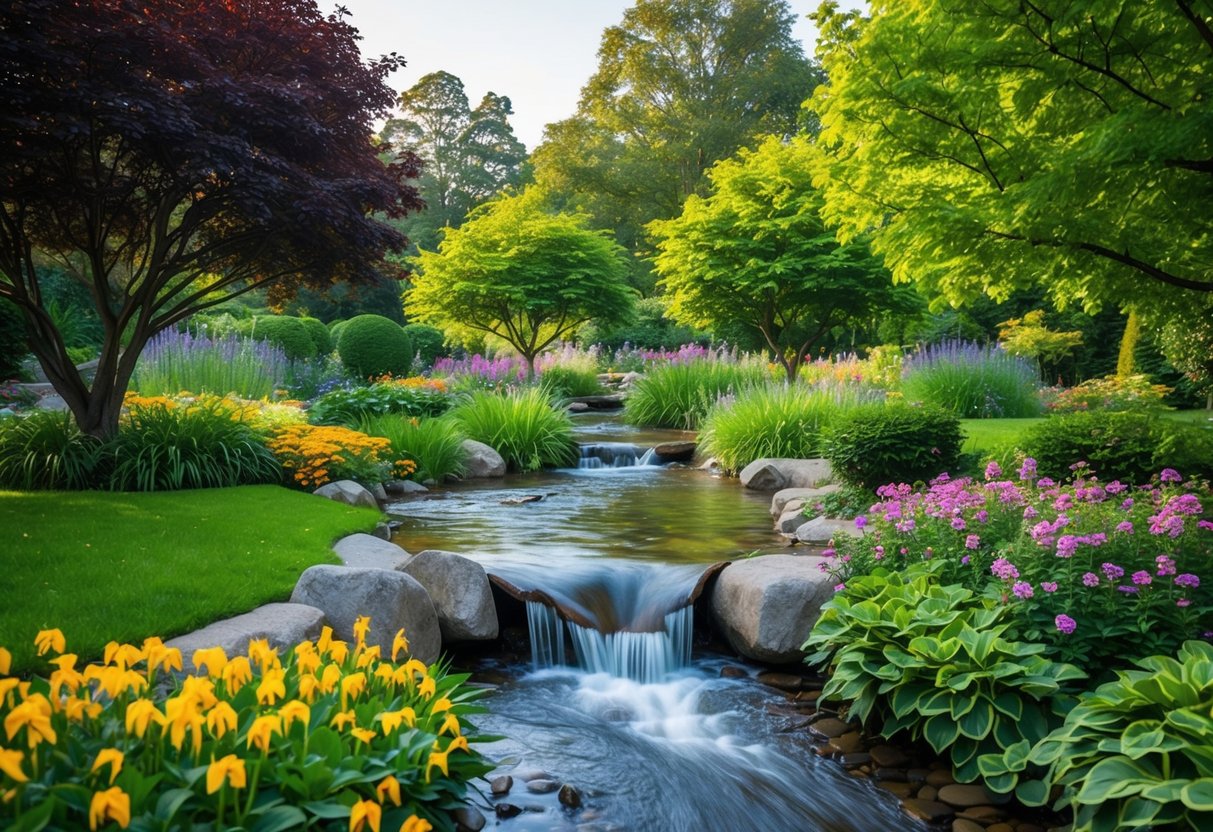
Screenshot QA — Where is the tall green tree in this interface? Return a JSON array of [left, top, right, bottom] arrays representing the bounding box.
[[649, 136, 917, 382], [809, 0, 1213, 326], [0, 0, 422, 438], [532, 0, 819, 284], [406, 188, 635, 375], [383, 72, 527, 252]]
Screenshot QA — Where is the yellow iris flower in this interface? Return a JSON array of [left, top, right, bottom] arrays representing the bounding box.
[[0, 748, 28, 783], [206, 701, 238, 740], [246, 714, 281, 754], [279, 699, 311, 731], [91, 748, 124, 784], [425, 748, 449, 782], [391, 629, 410, 662], [88, 786, 131, 830], [350, 798, 381, 832], [124, 699, 165, 738], [191, 646, 229, 679], [222, 656, 253, 693], [0, 646, 10, 675], [34, 628, 66, 657], [418, 675, 436, 699], [375, 775, 401, 806], [400, 816, 434, 832], [353, 615, 371, 648], [205, 754, 247, 794], [4, 695, 56, 748], [257, 668, 287, 705]]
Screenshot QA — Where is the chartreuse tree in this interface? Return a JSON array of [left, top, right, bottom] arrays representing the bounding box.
[[649, 136, 918, 382], [0, 0, 423, 438], [809, 0, 1213, 325], [406, 189, 635, 376]]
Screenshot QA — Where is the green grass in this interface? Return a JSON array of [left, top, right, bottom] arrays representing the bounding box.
[[0, 485, 380, 675], [960, 417, 1043, 454]]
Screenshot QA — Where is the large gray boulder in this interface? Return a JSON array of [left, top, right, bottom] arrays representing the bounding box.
[[167, 603, 326, 670], [400, 550, 498, 642], [739, 458, 833, 492], [333, 534, 411, 570], [461, 440, 507, 478], [653, 441, 697, 463], [313, 479, 379, 510], [710, 555, 835, 663], [770, 485, 842, 518], [792, 516, 863, 543], [290, 566, 442, 664]]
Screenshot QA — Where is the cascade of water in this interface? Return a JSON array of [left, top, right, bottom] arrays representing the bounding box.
[[526, 602, 693, 683], [576, 442, 658, 469]]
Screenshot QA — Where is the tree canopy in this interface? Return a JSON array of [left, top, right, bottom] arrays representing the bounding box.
[[531, 0, 819, 287], [407, 189, 635, 374], [649, 136, 916, 381], [809, 0, 1213, 324], [382, 71, 527, 252], [0, 0, 422, 437]]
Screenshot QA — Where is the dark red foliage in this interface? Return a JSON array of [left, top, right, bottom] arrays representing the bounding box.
[[0, 0, 424, 436]]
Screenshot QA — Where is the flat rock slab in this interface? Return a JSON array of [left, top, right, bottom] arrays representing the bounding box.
[[653, 441, 696, 462], [770, 485, 843, 517], [740, 458, 833, 492], [401, 549, 499, 641], [793, 516, 864, 543], [167, 603, 325, 670], [565, 394, 625, 410], [937, 784, 996, 808], [290, 565, 441, 664], [314, 479, 378, 510], [333, 534, 410, 570], [461, 439, 506, 478], [709, 554, 835, 663]]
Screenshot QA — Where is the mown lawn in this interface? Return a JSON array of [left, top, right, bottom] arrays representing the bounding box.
[[960, 409, 1211, 456], [0, 485, 380, 674]]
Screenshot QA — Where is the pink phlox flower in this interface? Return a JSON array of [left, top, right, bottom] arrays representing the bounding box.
[[1155, 555, 1177, 577], [1175, 573, 1201, 589], [991, 557, 1020, 580], [1041, 582, 1058, 593], [1160, 468, 1183, 483], [1012, 581, 1034, 599], [1082, 572, 1100, 587], [1055, 614, 1077, 634]]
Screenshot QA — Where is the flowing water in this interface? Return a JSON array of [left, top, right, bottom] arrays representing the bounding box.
[[387, 414, 919, 831]]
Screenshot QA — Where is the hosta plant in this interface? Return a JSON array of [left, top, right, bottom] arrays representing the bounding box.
[[981, 640, 1213, 832], [803, 569, 1085, 783], [308, 378, 453, 427], [0, 620, 491, 832]]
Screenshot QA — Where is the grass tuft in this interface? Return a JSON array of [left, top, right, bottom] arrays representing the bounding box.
[[624, 358, 769, 429], [358, 414, 468, 483], [451, 388, 577, 471]]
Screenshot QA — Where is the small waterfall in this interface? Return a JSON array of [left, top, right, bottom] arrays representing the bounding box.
[[526, 602, 694, 683], [577, 442, 659, 469]]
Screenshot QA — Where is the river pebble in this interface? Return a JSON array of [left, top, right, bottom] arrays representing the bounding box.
[[559, 783, 583, 809], [490, 775, 513, 795], [453, 806, 486, 832], [902, 798, 955, 823], [526, 778, 561, 794], [938, 783, 995, 808]]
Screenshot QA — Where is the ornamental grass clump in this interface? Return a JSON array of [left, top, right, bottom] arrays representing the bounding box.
[[0, 620, 490, 831], [132, 329, 288, 400], [359, 415, 467, 484], [700, 382, 877, 474], [902, 340, 1042, 418], [819, 464, 1213, 676], [450, 388, 577, 471], [269, 423, 414, 488], [0, 410, 102, 490], [623, 356, 768, 429]]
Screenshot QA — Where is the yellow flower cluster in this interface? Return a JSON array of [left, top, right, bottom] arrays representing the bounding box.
[[122, 391, 306, 432], [267, 424, 392, 488], [1, 619, 465, 832], [371, 375, 448, 394]]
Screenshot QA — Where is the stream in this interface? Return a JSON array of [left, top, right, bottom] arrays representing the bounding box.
[[387, 414, 919, 831]]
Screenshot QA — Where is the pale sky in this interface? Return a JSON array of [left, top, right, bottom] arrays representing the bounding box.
[[336, 1, 861, 150]]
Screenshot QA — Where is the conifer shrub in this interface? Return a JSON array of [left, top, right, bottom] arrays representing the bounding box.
[[338, 314, 413, 380]]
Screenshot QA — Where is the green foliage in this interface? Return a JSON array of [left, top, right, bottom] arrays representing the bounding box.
[[298, 315, 333, 355], [538, 365, 604, 399], [700, 383, 870, 475], [0, 411, 101, 490], [809, 2, 1213, 320], [408, 188, 635, 374], [997, 310, 1083, 372], [901, 341, 1043, 419], [359, 415, 468, 484], [403, 323, 449, 368], [983, 641, 1213, 831], [450, 388, 577, 472], [804, 569, 1085, 784], [650, 135, 917, 381], [0, 624, 491, 831], [1160, 306, 1213, 407], [249, 315, 317, 362], [623, 358, 769, 429], [1023, 411, 1213, 482], [579, 296, 707, 353], [337, 314, 414, 380], [309, 379, 453, 427], [105, 399, 281, 491], [824, 402, 963, 489], [0, 299, 30, 380]]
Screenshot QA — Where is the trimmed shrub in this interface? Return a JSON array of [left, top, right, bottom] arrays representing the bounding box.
[[250, 315, 316, 361], [402, 323, 448, 368], [1022, 411, 1213, 482], [824, 402, 964, 489], [105, 398, 281, 491], [623, 358, 768, 429], [299, 315, 333, 355], [337, 314, 413, 380], [902, 340, 1042, 418], [700, 383, 871, 474], [0, 411, 101, 490], [451, 388, 577, 471], [360, 414, 468, 483], [0, 299, 30, 381], [309, 378, 453, 426]]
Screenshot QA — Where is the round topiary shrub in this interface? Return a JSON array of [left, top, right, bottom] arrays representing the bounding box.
[[298, 316, 332, 356], [337, 314, 413, 379], [402, 323, 448, 368], [250, 316, 316, 361], [824, 402, 963, 489]]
